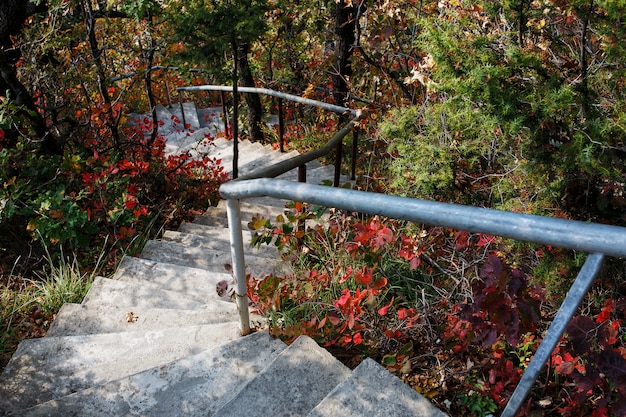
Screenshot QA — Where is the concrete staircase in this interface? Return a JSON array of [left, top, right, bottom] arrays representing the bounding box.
[[0, 103, 447, 416]]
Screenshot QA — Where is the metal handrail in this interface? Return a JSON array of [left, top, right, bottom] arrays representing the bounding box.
[[220, 179, 626, 416], [177, 85, 358, 116], [236, 115, 360, 181], [177, 84, 361, 184]]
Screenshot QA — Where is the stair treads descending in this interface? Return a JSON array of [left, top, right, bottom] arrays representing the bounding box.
[[0, 102, 448, 417], [21, 331, 286, 417], [163, 228, 274, 255], [46, 303, 241, 337], [196, 106, 224, 130], [169, 102, 200, 131], [238, 149, 301, 176], [194, 201, 291, 228], [307, 358, 448, 417], [82, 276, 208, 310], [213, 335, 352, 417], [0, 323, 241, 412], [113, 256, 232, 300], [140, 240, 288, 278], [164, 127, 213, 156]]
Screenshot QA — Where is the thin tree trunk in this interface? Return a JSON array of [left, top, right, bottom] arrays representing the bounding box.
[[232, 38, 239, 179], [238, 42, 264, 143], [83, 0, 121, 150], [332, 0, 357, 109], [141, 12, 159, 153]]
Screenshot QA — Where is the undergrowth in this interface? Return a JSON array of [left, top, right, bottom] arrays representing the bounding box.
[[248, 202, 626, 416], [0, 247, 99, 368]]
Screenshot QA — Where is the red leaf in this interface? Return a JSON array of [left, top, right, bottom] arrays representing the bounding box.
[[353, 333, 363, 345], [327, 312, 341, 326], [597, 298, 615, 323], [354, 268, 372, 286], [378, 297, 394, 316], [374, 226, 393, 247], [371, 276, 388, 290]]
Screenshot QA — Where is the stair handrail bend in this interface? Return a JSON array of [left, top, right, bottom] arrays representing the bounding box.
[[177, 85, 358, 117], [177, 84, 361, 182], [220, 178, 626, 417]]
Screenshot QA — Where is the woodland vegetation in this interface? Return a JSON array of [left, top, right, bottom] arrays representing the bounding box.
[[1, 0, 626, 415]]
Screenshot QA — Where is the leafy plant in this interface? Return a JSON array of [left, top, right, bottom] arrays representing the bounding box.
[[31, 247, 99, 314], [550, 297, 626, 416], [457, 390, 498, 416]]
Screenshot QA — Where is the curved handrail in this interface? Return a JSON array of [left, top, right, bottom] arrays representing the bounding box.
[[220, 179, 626, 257], [235, 114, 360, 181], [177, 84, 362, 184], [221, 179, 626, 417], [177, 85, 358, 117]]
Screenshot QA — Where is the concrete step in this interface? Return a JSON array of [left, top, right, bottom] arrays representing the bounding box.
[[82, 276, 208, 310], [169, 102, 200, 131], [195, 200, 328, 230], [214, 142, 275, 171], [21, 331, 286, 417], [194, 202, 292, 229], [140, 240, 286, 278], [197, 106, 225, 129], [164, 228, 277, 256], [112, 256, 232, 300], [307, 358, 448, 417], [214, 200, 292, 221], [0, 323, 241, 413], [45, 303, 242, 337], [238, 149, 301, 176], [213, 335, 351, 417], [164, 127, 214, 156]]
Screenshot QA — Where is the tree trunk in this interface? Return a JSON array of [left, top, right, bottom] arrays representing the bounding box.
[[237, 42, 264, 143], [332, 0, 357, 109], [0, 0, 59, 153], [141, 12, 159, 153], [82, 0, 122, 150]]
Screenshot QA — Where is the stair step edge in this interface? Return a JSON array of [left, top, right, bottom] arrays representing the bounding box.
[[212, 335, 351, 417], [20, 331, 286, 417], [307, 358, 449, 417]]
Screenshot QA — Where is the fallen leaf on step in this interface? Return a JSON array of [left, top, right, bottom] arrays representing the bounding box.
[[216, 280, 229, 297], [125, 311, 138, 323]]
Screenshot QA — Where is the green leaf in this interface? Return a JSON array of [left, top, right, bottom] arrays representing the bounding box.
[[382, 354, 397, 366]]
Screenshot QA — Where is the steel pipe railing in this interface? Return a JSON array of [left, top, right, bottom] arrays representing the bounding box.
[[221, 179, 626, 258], [220, 178, 626, 416], [178, 84, 361, 185], [177, 85, 358, 117]]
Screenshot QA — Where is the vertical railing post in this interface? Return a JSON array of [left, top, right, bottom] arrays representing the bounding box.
[[178, 90, 187, 128], [351, 128, 358, 181], [166, 79, 173, 107], [298, 164, 307, 183], [232, 87, 239, 179], [278, 97, 285, 153], [225, 198, 251, 335], [501, 253, 606, 417], [334, 141, 342, 187], [220, 90, 229, 137]]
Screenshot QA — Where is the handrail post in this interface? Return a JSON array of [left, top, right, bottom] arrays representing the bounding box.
[[298, 164, 306, 183], [220, 91, 229, 137], [225, 198, 251, 335], [278, 97, 285, 153], [351, 128, 358, 180], [334, 141, 342, 187], [178, 90, 187, 128], [500, 253, 606, 417], [166, 79, 173, 107]]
